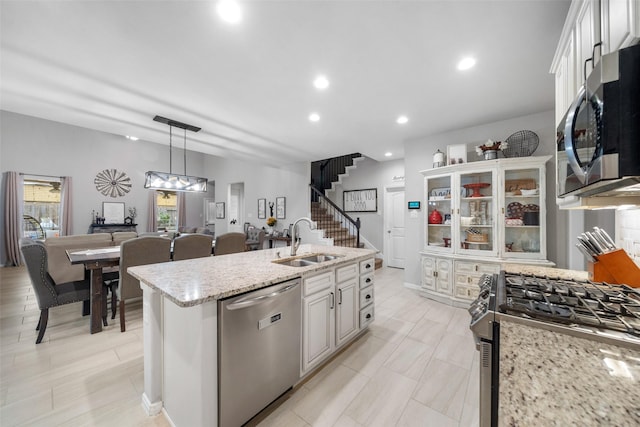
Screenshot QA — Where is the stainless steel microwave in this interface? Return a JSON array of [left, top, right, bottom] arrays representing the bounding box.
[[557, 43, 640, 200]]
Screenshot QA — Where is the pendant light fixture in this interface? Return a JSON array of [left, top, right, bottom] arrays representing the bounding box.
[[144, 115, 208, 192]]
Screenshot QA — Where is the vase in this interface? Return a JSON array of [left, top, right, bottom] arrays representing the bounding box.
[[483, 150, 498, 160]]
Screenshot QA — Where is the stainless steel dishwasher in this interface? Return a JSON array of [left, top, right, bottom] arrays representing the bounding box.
[[218, 278, 301, 427]]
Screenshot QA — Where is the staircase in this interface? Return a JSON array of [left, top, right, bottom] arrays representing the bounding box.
[[309, 153, 383, 270], [311, 202, 359, 248]]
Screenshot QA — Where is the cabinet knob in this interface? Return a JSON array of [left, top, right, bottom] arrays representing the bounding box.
[[365, 294, 371, 300], [366, 313, 371, 320], [365, 263, 371, 269], [366, 278, 371, 283]]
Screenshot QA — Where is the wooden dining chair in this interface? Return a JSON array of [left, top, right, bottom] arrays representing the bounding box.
[[117, 236, 171, 332], [19, 238, 91, 344], [172, 233, 214, 261], [214, 232, 247, 255]]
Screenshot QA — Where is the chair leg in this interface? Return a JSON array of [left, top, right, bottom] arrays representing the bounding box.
[[102, 284, 109, 327], [111, 289, 117, 320], [119, 300, 126, 332], [36, 309, 48, 344], [82, 299, 90, 316]]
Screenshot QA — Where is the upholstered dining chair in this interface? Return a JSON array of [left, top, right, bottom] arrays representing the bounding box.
[[214, 232, 247, 255], [172, 234, 214, 261], [102, 232, 139, 322], [118, 236, 171, 332], [245, 228, 265, 251], [19, 238, 91, 344]]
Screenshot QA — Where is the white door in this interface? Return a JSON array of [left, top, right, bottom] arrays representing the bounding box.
[[384, 186, 405, 268], [228, 182, 244, 233]]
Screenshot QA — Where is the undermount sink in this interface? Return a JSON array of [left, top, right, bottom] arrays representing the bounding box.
[[272, 253, 344, 267]]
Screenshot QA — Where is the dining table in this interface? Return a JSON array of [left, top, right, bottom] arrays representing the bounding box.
[[66, 246, 120, 334]]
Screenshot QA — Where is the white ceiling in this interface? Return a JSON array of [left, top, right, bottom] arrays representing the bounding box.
[[1, 0, 570, 166]]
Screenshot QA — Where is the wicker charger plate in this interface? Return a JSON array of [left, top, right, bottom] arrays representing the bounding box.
[[503, 130, 539, 157]]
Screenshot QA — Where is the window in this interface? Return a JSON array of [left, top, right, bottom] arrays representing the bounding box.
[[157, 190, 177, 230], [23, 179, 61, 238]]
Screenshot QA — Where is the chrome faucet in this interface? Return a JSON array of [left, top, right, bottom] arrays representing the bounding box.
[[290, 217, 316, 256]]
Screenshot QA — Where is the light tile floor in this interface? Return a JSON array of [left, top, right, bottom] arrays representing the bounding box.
[[0, 266, 478, 426]]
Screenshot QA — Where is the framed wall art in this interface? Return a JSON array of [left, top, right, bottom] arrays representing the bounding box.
[[276, 197, 286, 219], [343, 188, 377, 212], [102, 202, 125, 224], [216, 202, 225, 219], [258, 198, 266, 219]]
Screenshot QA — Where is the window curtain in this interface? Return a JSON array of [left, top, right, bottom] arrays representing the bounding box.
[[59, 176, 72, 236], [3, 171, 24, 266], [177, 192, 186, 228], [147, 191, 158, 232]]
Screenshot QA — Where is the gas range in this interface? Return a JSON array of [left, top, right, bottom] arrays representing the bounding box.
[[470, 271, 640, 345]]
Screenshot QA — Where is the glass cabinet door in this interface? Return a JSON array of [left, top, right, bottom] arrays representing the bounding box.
[[457, 169, 496, 255], [502, 167, 543, 258], [425, 175, 453, 252]]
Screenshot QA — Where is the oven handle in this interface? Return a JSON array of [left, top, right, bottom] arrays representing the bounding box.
[[564, 85, 588, 184]]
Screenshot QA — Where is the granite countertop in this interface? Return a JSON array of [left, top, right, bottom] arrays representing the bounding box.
[[499, 319, 640, 426], [501, 263, 589, 281], [128, 244, 376, 307]]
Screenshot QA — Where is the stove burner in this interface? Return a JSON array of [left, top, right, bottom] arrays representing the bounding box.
[[500, 273, 640, 338]]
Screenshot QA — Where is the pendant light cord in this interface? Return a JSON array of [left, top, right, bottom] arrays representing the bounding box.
[[184, 128, 187, 175], [169, 125, 173, 174]]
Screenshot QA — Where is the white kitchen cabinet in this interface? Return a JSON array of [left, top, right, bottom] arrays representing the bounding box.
[[551, 0, 640, 126], [302, 271, 334, 373], [335, 278, 358, 347], [420, 156, 553, 306], [302, 260, 373, 375], [601, 0, 640, 54], [421, 256, 452, 295], [454, 260, 500, 300], [358, 266, 375, 329]]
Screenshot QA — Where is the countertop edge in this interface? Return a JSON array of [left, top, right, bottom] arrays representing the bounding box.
[[130, 246, 377, 307]]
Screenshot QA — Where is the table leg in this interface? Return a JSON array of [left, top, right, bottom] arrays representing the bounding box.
[[89, 268, 104, 334]]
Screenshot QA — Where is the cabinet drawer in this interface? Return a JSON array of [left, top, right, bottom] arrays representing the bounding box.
[[359, 286, 374, 308], [455, 261, 499, 275], [359, 258, 375, 275], [454, 285, 480, 300], [360, 273, 374, 289], [303, 271, 334, 297], [336, 263, 358, 283], [359, 305, 375, 328]]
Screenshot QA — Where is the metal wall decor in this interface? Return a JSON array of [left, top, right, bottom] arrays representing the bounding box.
[[94, 169, 131, 197]]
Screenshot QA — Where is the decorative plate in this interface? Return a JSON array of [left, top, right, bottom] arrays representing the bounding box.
[[94, 169, 131, 198], [507, 202, 524, 219]]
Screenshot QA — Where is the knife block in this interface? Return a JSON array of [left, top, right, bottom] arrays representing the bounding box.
[[588, 249, 640, 287]]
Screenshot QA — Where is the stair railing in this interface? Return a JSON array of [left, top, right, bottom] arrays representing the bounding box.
[[310, 186, 360, 248], [311, 153, 361, 201]]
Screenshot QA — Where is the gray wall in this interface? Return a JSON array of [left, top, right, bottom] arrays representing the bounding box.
[[401, 110, 611, 286], [0, 110, 310, 265], [326, 157, 404, 252]]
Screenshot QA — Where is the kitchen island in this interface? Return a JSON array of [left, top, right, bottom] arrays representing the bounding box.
[[128, 244, 376, 427]]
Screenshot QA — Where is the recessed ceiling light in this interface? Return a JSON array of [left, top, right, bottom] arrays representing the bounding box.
[[309, 113, 320, 122], [457, 57, 476, 71], [216, 0, 242, 24], [126, 135, 139, 141], [313, 75, 330, 90], [396, 116, 408, 124], [385, 152, 393, 157]]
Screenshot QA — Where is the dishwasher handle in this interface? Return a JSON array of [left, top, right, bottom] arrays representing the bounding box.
[[225, 282, 298, 310]]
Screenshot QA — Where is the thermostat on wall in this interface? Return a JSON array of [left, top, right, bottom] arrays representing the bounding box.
[[408, 201, 421, 210]]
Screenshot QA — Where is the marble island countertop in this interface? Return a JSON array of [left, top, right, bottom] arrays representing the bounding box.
[[128, 244, 376, 307]]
